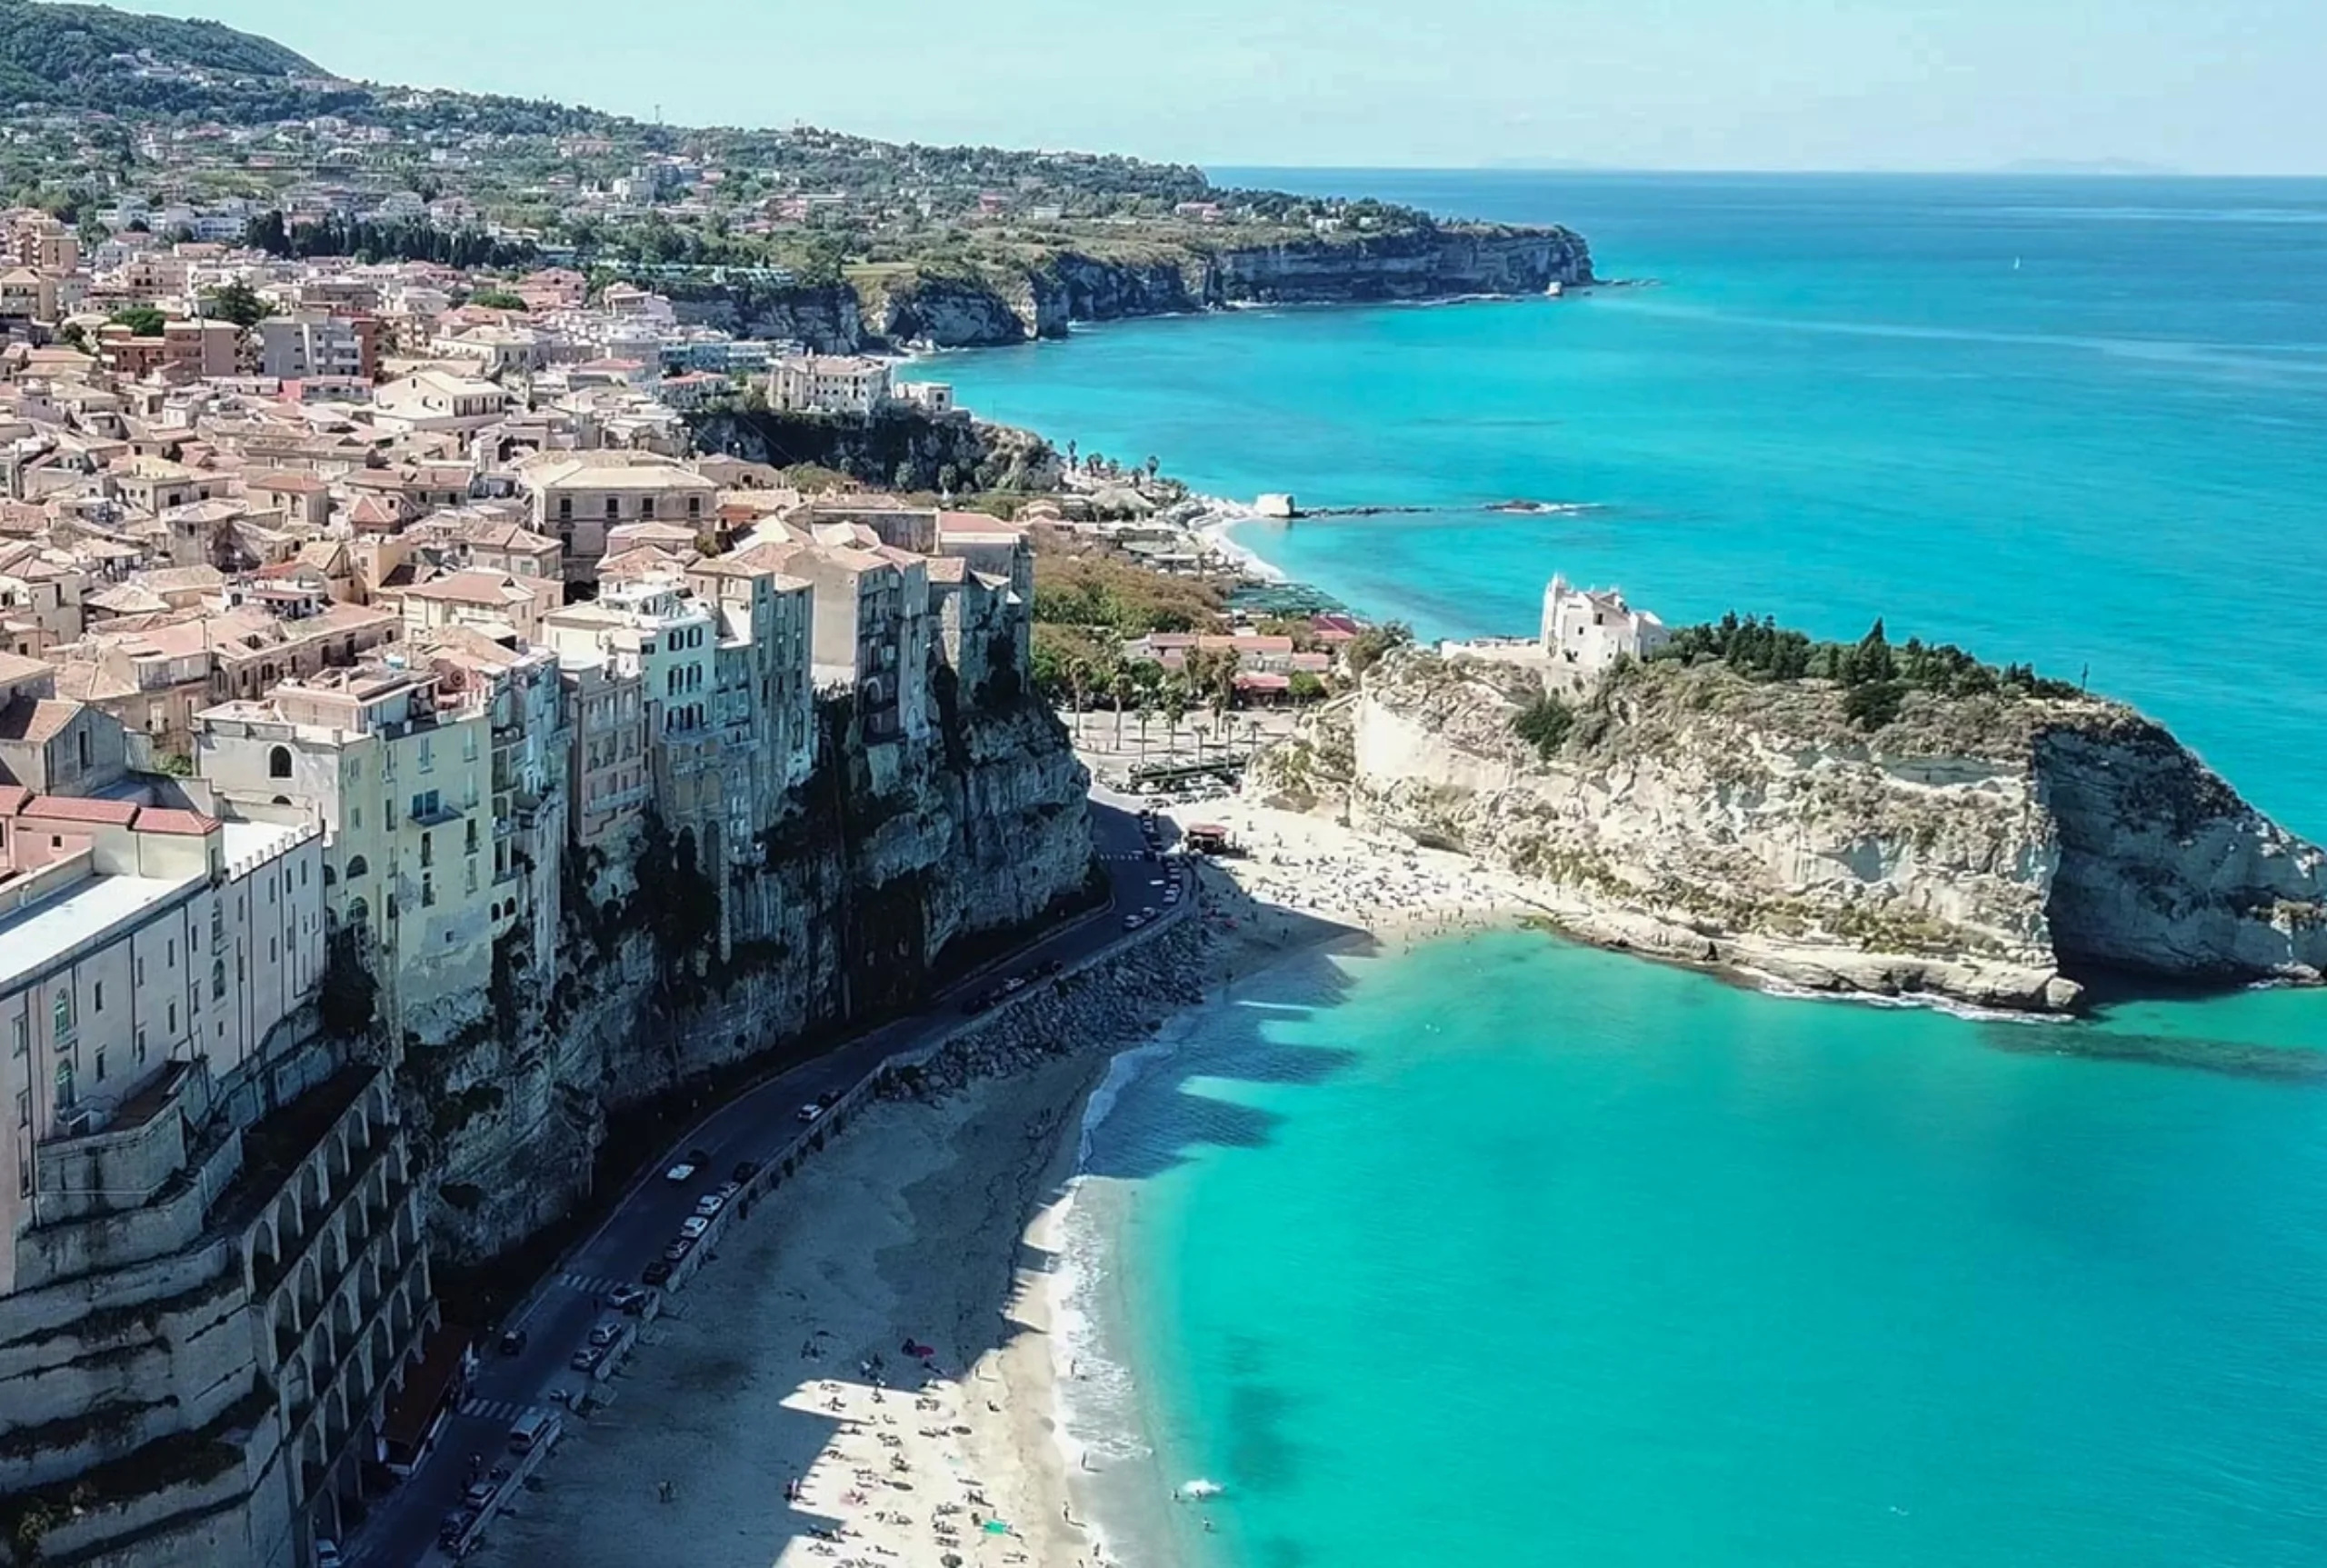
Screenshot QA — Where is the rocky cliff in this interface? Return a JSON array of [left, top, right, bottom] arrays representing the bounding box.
[[655, 225, 1594, 353], [405, 687, 1094, 1260], [687, 405, 1059, 492], [1254, 651, 2327, 1011]]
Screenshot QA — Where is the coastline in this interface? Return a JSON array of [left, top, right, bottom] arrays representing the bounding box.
[[468, 791, 1535, 1568]]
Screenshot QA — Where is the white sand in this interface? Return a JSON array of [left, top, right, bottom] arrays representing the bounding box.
[[473, 796, 1517, 1568], [474, 1057, 1107, 1568]]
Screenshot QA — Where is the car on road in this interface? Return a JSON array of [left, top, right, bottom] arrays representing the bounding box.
[[508, 1410, 554, 1452], [496, 1328, 526, 1356], [680, 1215, 711, 1239], [461, 1477, 498, 1509], [1034, 957, 1064, 977], [1142, 905, 1158, 919], [604, 1284, 651, 1314], [569, 1344, 608, 1373], [315, 1543, 343, 1568], [694, 1192, 725, 1217], [1122, 913, 1145, 931], [642, 1259, 673, 1284], [818, 1089, 841, 1109], [731, 1160, 761, 1183], [587, 1321, 623, 1348], [438, 1508, 476, 1549], [664, 1161, 697, 1183], [796, 1104, 824, 1124], [1001, 975, 1027, 994], [662, 1236, 694, 1263]]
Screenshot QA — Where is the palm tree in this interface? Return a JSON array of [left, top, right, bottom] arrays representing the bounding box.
[[1162, 686, 1189, 762], [1065, 657, 1093, 741], [1135, 705, 1152, 765], [1111, 671, 1135, 751]]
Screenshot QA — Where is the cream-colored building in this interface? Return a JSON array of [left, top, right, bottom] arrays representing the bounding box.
[[1540, 574, 1670, 691], [519, 454, 718, 584], [766, 354, 891, 416], [195, 664, 499, 1035], [371, 370, 507, 434]]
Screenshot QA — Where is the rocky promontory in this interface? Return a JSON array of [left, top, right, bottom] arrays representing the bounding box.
[[664, 225, 1594, 352], [1253, 649, 2327, 1011]]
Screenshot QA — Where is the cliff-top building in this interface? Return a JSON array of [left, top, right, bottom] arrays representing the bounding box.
[[1540, 574, 1669, 690]]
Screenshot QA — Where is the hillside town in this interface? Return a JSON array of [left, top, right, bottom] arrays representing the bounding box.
[[0, 195, 1104, 1564]]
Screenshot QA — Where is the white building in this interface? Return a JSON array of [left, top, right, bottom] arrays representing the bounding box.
[[1539, 574, 1669, 689], [766, 354, 892, 416]]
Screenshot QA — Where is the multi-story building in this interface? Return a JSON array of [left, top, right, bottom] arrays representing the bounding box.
[[559, 657, 648, 854], [254, 313, 378, 382], [518, 454, 718, 584], [742, 540, 930, 745], [0, 782, 430, 1568], [195, 664, 496, 1034], [765, 353, 891, 415], [165, 319, 245, 379], [684, 552, 816, 857]]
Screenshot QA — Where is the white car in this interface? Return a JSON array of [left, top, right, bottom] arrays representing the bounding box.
[[796, 1104, 825, 1124], [680, 1215, 711, 1240], [694, 1193, 725, 1218], [664, 1162, 696, 1183], [315, 1544, 343, 1568]]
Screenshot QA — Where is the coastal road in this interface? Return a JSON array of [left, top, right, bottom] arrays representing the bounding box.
[[347, 798, 1185, 1568]]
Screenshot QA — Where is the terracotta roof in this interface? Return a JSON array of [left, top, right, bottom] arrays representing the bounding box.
[[0, 697, 83, 744], [134, 807, 220, 837], [18, 794, 138, 825]]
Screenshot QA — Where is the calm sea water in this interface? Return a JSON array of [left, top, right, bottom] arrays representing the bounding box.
[[938, 171, 2327, 832], [938, 174, 2327, 1568]]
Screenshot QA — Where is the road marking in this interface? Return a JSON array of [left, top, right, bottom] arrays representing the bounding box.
[[557, 1271, 632, 1297], [458, 1395, 529, 1423]]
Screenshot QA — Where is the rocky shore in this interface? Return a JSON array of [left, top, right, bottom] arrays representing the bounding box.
[[1253, 648, 2327, 1013]]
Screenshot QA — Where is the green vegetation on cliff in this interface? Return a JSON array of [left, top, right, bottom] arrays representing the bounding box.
[[1653, 613, 2081, 731]]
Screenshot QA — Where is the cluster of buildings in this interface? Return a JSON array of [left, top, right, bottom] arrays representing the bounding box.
[[0, 210, 1031, 1568]]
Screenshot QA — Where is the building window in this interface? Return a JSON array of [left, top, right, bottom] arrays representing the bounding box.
[[166, 938, 175, 967], [52, 990, 72, 1041], [93, 1047, 105, 1084], [54, 1060, 75, 1111], [604, 496, 619, 520], [11, 1018, 25, 1057], [417, 738, 433, 774], [420, 832, 434, 868], [135, 957, 145, 985], [167, 1003, 176, 1034], [211, 958, 225, 1000], [422, 873, 435, 908], [345, 854, 369, 880], [14, 1089, 25, 1127], [93, 982, 104, 1014], [136, 1030, 147, 1065], [558, 495, 573, 522], [268, 744, 293, 779]]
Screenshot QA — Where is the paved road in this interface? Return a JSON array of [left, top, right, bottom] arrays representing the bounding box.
[[347, 798, 1185, 1567]]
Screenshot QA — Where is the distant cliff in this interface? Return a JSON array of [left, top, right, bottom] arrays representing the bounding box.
[[686, 405, 1060, 492], [1254, 651, 2327, 1012], [407, 686, 1094, 1260], [660, 226, 1593, 352]]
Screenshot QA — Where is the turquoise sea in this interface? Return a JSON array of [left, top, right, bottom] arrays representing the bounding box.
[[940, 175, 2327, 1568]]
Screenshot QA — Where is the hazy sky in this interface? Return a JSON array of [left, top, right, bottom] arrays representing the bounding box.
[[190, 0, 2323, 175]]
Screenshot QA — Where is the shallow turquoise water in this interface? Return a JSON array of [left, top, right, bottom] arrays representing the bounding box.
[[948, 174, 2327, 1568], [935, 171, 2327, 834], [1077, 935, 2327, 1568]]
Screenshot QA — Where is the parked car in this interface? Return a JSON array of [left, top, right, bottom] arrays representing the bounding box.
[[642, 1260, 673, 1285], [1122, 913, 1145, 931], [680, 1215, 711, 1240], [507, 1409, 554, 1453], [694, 1193, 726, 1218], [461, 1477, 497, 1509], [663, 1236, 694, 1263], [438, 1509, 475, 1548], [315, 1543, 343, 1568], [569, 1344, 607, 1373], [817, 1090, 841, 1109], [496, 1329, 526, 1357], [796, 1104, 824, 1124], [686, 1147, 711, 1165], [587, 1321, 622, 1348], [731, 1160, 761, 1183], [663, 1162, 697, 1184], [604, 1284, 650, 1314]]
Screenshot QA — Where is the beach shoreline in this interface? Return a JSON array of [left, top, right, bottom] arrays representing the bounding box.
[[469, 792, 1529, 1568]]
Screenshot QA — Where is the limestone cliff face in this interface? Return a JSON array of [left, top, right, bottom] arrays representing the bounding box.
[[784, 226, 1596, 350], [1255, 652, 2327, 1011], [661, 278, 867, 353], [411, 692, 1094, 1260]]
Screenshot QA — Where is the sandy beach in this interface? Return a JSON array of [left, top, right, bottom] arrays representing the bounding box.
[[474, 796, 1521, 1568]]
